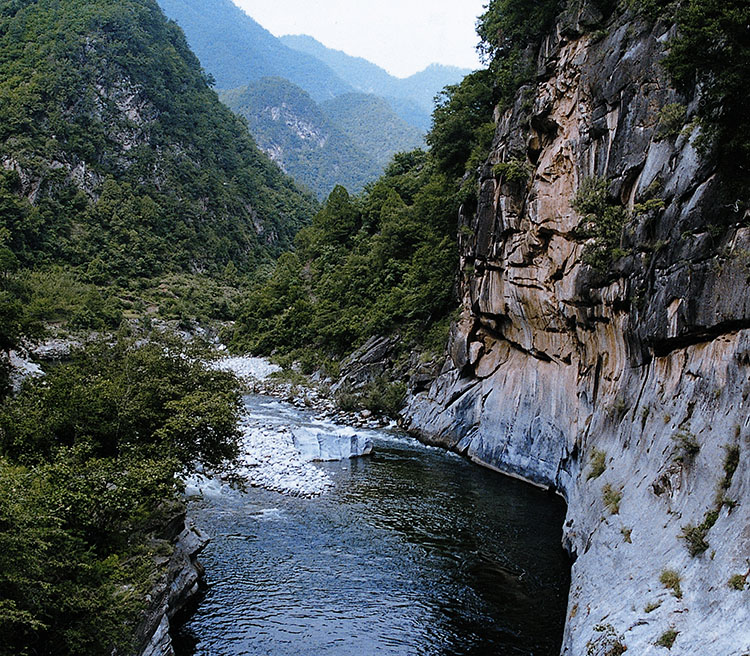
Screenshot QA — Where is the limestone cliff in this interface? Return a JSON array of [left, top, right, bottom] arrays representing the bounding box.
[[404, 6, 750, 655]]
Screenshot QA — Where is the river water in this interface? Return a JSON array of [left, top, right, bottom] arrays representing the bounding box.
[[174, 395, 570, 656]]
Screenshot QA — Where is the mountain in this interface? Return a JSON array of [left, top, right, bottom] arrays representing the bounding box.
[[0, 0, 316, 284], [320, 94, 424, 169], [280, 34, 472, 117], [156, 0, 352, 102], [221, 79, 382, 199]]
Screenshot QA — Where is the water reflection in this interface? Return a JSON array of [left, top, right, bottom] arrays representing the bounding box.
[[175, 396, 570, 656]]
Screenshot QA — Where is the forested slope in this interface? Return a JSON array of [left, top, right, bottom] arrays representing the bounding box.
[[220, 79, 382, 199]]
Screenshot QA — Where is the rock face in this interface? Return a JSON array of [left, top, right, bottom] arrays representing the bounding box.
[[404, 7, 750, 655], [292, 427, 373, 461], [132, 512, 208, 656]]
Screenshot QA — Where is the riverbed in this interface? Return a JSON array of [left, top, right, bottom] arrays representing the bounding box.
[[174, 394, 570, 656]]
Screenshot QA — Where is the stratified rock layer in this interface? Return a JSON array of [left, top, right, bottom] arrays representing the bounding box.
[[404, 8, 750, 655]]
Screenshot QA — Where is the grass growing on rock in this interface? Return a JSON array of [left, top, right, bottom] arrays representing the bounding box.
[[603, 484, 623, 514], [660, 569, 683, 599], [655, 628, 679, 649], [587, 448, 607, 480], [728, 574, 747, 591]]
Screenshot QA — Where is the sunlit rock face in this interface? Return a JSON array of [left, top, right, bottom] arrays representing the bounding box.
[[404, 7, 750, 655]]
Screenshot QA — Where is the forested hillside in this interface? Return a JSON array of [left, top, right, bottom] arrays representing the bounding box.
[[0, 0, 310, 652], [156, 0, 352, 101], [320, 93, 424, 170], [221, 79, 422, 199], [281, 34, 471, 130], [228, 63, 498, 387], [0, 0, 316, 368]]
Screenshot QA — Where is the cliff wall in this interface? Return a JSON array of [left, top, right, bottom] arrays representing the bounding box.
[[404, 7, 750, 654]]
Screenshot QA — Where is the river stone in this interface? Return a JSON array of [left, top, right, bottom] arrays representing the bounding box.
[[292, 427, 373, 462]]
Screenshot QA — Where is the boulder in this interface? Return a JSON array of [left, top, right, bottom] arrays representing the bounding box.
[[292, 427, 373, 461]]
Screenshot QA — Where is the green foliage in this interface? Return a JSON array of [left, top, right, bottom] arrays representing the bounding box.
[[362, 377, 408, 418], [679, 521, 712, 557], [573, 177, 628, 272], [720, 444, 740, 489], [655, 628, 679, 649], [493, 158, 531, 184], [587, 448, 607, 480], [656, 103, 687, 140], [672, 429, 700, 462], [0, 0, 316, 285], [728, 574, 747, 591], [0, 337, 241, 470], [0, 336, 242, 655], [321, 93, 425, 169], [664, 0, 750, 176], [644, 600, 661, 613], [427, 70, 497, 179], [659, 568, 683, 599], [232, 149, 460, 358], [603, 483, 623, 514], [477, 0, 561, 63], [220, 80, 392, 200]]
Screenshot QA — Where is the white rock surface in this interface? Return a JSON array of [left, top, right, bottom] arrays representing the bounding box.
[[292, 426, 373, 462], [209, 355, 282, 382], [8, 350, 43, 391]]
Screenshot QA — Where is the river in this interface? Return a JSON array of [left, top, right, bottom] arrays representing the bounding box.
[[174, 394, 570, 656]]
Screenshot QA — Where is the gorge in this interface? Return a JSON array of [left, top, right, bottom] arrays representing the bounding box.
[[1, 0, 749, 655]]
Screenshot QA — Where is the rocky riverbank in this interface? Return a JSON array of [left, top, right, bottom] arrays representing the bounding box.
[[133, 512, 209, 656]]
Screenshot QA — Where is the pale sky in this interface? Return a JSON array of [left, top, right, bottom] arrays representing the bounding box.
[[232, 0, 487, 78]]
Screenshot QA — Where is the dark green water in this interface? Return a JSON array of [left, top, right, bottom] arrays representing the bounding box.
[[175, 396, 570, 656]]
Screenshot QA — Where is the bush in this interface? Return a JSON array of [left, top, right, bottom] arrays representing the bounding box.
[[493, 159, 531, 184], [656, 103, 687, 140], [655, 628, 679, 649], [728, 574, 746, 591], [0, 337, 241, 470], [587, 448, 607, 480], [603, 483, 623, 514], [0, 335, 243, 655], [659, 569, 683, 598], [573, 178, 629, 272]]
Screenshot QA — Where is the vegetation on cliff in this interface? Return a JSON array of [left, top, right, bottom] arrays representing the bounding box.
[[0, 0, 316, 330], [230, 150, 460, 359], [0, 335, 242, 656], [220, 79, 423, 199]]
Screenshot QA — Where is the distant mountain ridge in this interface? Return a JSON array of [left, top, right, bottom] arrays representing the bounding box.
[[220, 79, 381, 199], [280, 34, 472, 120], [157, 0, 353, 102], [155, 0, 472, 195], [222, 79, 424, 199]]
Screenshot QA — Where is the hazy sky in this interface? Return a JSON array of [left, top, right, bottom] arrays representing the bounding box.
[[232, 0, 487, 78]]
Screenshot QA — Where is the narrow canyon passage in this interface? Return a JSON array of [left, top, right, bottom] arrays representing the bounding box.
[[175, 395, 570, 656]]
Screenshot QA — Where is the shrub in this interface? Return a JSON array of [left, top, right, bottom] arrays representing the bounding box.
[[660, 569, 683, 598], [655, 628, 679, 649], [644, 601, 661, 613], [573, 178, 629, 272], [493, 159, 531, 184], [587, 448, 607, 480], [728, 574, 746, 591], [672, 430, 700, 462], [680, 522, 711, 556], [656, 103, 687, 140], [603, 484, 623, 514]]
